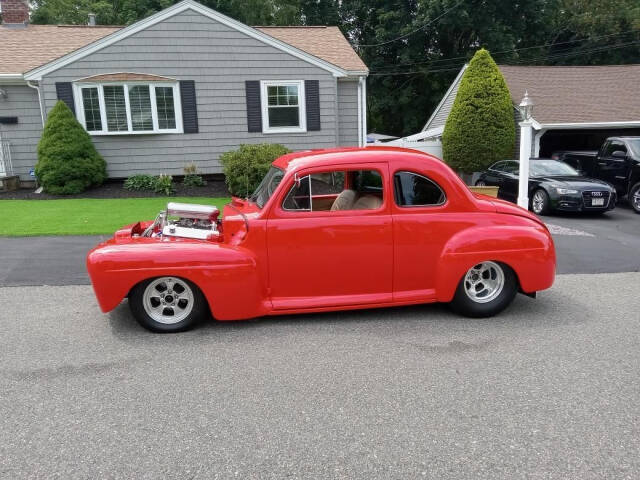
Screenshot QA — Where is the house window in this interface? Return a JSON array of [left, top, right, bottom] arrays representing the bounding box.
[[74, 82, 182, 135], [260, 80, 306, 133]]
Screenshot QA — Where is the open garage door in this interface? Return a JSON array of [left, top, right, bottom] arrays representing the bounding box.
[[539, 128, 640, 158]]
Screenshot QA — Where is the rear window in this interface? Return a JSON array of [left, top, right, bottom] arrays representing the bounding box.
[[394, 171, 445, 207]]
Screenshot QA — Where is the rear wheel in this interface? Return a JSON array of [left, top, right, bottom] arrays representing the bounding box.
[[475, 180, 487, 187], [449, 261, 518, 318], [129, 277, 207, 333], [630, 182, 640, 214], [531, 189, 550, 215]]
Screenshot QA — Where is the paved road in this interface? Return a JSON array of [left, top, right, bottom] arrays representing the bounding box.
[[1, 205, 638, 286], [1, 273, 639, 479]]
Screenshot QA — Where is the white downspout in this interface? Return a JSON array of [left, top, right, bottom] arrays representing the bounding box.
[[356, 79, 362, 147], [26, 80, 45, 127], [360, 76, 367, 147]]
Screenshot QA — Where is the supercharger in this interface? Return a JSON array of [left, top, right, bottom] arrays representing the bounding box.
[[142, 202, 221, 240]]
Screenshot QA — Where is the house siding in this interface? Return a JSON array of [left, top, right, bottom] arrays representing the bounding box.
[[425, 76, 462, 131], [0, 84, 42, 179], [337, 79, 359, 146], [38, 9, 356, 179]]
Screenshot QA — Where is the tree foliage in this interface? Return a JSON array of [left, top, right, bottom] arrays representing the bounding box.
[[35, 101, 107, 194], [441, 49, 515, 173]]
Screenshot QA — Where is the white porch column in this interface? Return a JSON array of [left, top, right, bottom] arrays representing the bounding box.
[[517, 119, 533, 209]]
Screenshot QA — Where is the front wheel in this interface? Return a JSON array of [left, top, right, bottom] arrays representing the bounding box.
[[129, 277, 208, 333], [449, 261, 518, 318], [531, 189, 550, 215], [630, 182, 640, 214]]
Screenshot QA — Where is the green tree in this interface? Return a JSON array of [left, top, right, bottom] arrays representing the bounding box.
[[35, 101, 107, 194], [220, 143, 291, 196], [441, 49, 515, 173]]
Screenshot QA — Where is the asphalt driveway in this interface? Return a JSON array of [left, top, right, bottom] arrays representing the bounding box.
[[1, 272, 639, 479], [0, 204, 638, 287]]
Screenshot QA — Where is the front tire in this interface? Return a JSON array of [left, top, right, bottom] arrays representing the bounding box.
[[630, 182, 640, 214], [449, 261, 518, 318], [129, 277, 208, 333], [531, 189, 550, 215]]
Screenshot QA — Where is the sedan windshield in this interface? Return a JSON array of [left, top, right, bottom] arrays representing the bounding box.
[[249, 166, 285, 208], [530, 160, 579, 177], [628, 139, 640, 157]]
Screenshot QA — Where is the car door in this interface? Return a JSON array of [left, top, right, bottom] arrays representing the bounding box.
[[597, 140, 629, 193], [499, 161, 520, 201], [266, 163, 393, 310], [483, 162, 505, 187]]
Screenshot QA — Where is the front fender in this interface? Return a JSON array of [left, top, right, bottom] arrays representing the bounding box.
[[87, 238, 269, 320], [435, 224, 556, 302]]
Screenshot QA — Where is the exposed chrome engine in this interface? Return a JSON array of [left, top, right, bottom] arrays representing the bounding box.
[[142, 202, 221, 240]]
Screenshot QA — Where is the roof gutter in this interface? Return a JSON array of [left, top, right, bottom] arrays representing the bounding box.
[[0, 73, 26, 84], [535, 121, 640, 130]]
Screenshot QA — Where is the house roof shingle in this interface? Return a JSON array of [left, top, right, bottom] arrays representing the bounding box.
[[0, 25, 121, 74], [498, 64, 640, 124], [255, 26, 368, 72], [0, 22, 366, 76]]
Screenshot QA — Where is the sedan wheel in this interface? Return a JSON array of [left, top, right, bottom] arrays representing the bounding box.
[[450, 261, 518, 317], [475, 180, 487, 187], [531, 189, 550, 215], [630, 183, 640, 214], [129, 277, 207, 332]]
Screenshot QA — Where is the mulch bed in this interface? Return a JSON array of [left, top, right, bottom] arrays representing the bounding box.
[[0, 177, 230, 200]]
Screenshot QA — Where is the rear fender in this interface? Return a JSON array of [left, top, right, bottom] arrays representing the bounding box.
[[87, 240, 268, 320], [435, 224, 556, 302]]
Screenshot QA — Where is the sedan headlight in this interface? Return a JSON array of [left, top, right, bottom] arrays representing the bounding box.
[[556, 188, 578, 195]]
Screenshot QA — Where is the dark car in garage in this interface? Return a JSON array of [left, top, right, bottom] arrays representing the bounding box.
[[475, 159, 616, 215]]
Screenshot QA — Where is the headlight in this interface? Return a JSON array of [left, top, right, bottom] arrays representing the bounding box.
[[556, 188, 578, 195]]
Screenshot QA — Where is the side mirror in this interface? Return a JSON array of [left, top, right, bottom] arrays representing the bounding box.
[[611, 150, 627, 159]]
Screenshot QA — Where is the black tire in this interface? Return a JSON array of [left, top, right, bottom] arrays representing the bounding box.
[[449, 262, 519, 318], [129, 276, 208, 333], [475, 180, 487, 187], [531, 188, 550, 215], [629, 182, 640, 214]]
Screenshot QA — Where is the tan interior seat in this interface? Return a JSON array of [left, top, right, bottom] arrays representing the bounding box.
[[330, 189, 357, 211], [352, 194, 382, 210]]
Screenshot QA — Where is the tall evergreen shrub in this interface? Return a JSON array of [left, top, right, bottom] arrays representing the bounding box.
[[35, 101, 107, 194], [442, 49, 516, 174]]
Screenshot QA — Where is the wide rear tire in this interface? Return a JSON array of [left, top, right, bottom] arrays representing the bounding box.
[[449, 261, 518, 318], [129, 276, 208, 333]]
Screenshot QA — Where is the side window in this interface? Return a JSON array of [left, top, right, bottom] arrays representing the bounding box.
[[610, 142, 627, 156], [282, 169, 383, 212], [394, 171, 446, 207], [502, 161, 520, 174], [490, 161, 505, 172]]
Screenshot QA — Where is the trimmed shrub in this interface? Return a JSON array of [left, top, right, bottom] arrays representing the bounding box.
[[35, 101, 107, 194], [442, 49, 515, 174], [124, 174, 157, 191], [220, 143, 291, 197]]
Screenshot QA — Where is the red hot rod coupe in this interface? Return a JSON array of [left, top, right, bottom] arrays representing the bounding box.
[[87, 147, 556, 332]]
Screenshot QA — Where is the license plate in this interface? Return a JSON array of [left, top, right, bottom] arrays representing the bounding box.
[[592, 198, 605, 206]]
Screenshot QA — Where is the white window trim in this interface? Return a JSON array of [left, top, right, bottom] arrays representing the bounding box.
[[260, 80, 306, 134], [73, 81, 183, 135]]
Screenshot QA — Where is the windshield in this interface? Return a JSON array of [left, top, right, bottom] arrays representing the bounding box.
[[628, 139, 640, 157], [530, 160, 579, 177], [249, 166, 285, 208]]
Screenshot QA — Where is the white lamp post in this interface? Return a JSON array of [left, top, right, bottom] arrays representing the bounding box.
[[517, 91, 534, 209]]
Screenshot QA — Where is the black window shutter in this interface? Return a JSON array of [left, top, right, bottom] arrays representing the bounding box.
[[55, 82, 75, 115], [245, 81, 262, 133], [305, 80, 321, 131], [180, 80, 199, 134]]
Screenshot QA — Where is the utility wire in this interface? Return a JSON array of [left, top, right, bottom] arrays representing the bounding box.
[[358, 0, 465, 48], [368, 40, 640, 76], [372, 28, 640, 70]]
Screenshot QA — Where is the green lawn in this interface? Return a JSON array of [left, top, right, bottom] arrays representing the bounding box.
[[0, 197, 230, 236]]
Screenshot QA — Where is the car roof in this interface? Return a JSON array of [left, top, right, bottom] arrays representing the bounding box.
[[271, 146, 439, 172]]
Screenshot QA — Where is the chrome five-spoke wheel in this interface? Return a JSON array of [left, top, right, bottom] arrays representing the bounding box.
[[130, 276, 207, 332], [450, 261, 518, 317], [143, 277, 194, 324], [463, 262, 504, 303], [531, 189, 549, 215]]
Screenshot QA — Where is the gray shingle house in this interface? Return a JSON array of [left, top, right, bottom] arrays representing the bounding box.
[[0, 0, 368, 184]]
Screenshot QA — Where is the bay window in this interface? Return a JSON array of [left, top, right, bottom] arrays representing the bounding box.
[[260, 80, 306, 133], [74, 82, 183, 135]]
